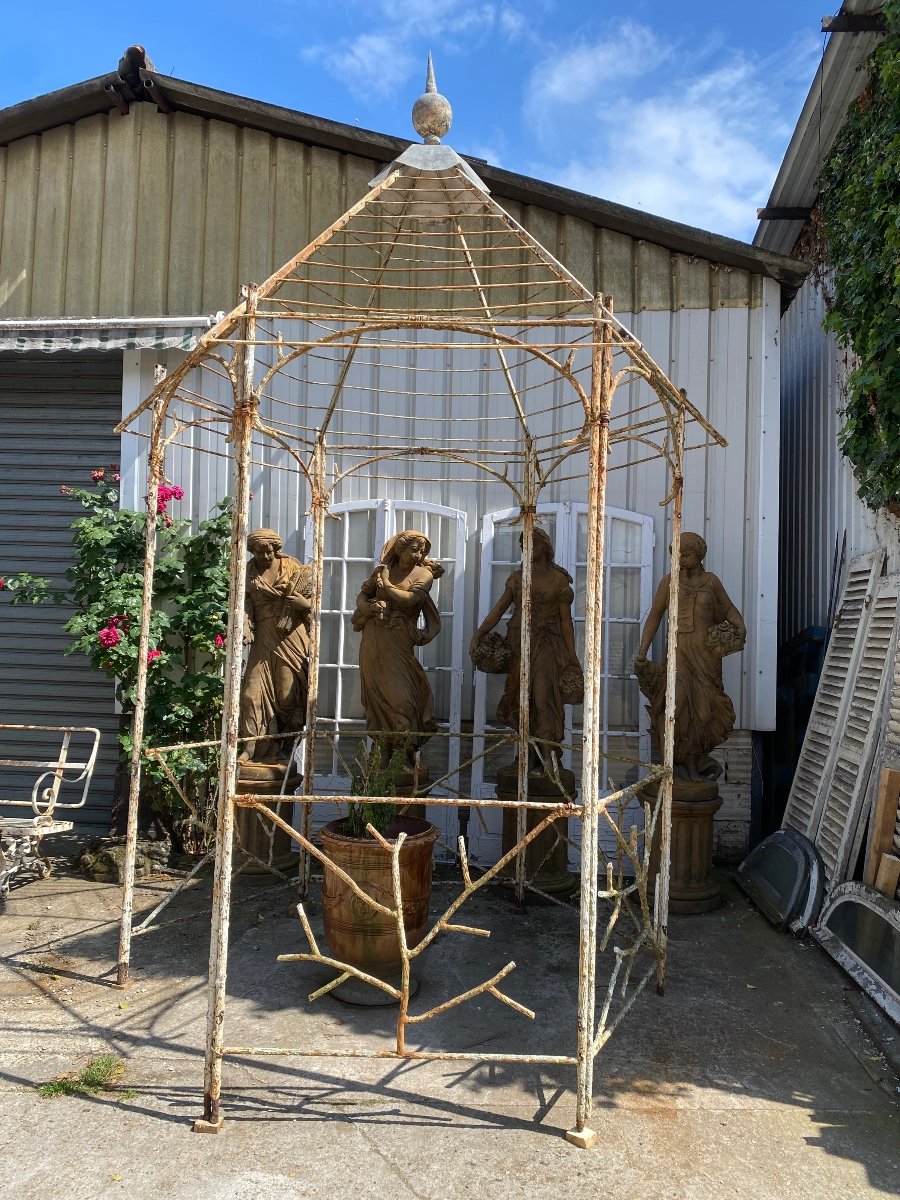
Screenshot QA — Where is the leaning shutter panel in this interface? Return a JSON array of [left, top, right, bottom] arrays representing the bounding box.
[[862, 595, 900, 898], [782, 552, 884, 836], [814, 577, 899, 886]]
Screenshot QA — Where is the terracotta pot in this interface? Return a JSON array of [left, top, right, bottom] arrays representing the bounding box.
[[319, 817, 438, 970]]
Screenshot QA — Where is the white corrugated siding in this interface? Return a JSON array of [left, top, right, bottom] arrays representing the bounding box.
[[123, 270, 779, 738], [780, 275, 900, 642]]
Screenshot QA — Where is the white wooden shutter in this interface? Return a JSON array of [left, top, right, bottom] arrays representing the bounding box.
[[862, 588, 900, 899], [782, 551, 885, 837], [813, 576, 899, 887]]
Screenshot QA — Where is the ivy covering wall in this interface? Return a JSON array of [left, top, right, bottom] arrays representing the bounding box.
[[819, 0, 900, 510]]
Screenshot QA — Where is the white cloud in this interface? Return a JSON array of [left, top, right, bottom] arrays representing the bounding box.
[[523, 25, 821, 241], [303, 1, 524, 100]]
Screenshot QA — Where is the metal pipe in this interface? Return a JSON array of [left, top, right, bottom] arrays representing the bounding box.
[[299, 440, 327, 899], [115, 384, 167, 987], [514, 444, 536, 905], [655, 407, 684, 996], [196, 285, 259, 1133], [569, 294, 612, 1147]]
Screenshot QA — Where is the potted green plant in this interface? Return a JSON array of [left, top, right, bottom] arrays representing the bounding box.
[[319, 739, 438, 973], [2, 469, 231, 852]]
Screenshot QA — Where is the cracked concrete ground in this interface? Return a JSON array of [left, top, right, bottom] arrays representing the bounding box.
[[0, 848, 898, 1200]]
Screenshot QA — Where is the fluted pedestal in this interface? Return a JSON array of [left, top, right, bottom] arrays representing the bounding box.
[[233, 763, 298, 876], [498, 767, 577, 895], [646, 779, 723, 914]]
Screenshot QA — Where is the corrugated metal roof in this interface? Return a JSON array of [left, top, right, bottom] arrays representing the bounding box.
[[755, 0, 884, 256], [0, 70, 807, 293]]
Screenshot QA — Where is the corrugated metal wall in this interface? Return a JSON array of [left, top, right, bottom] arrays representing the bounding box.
[[0, 354, 122, 830], [0, 104, 764, 320], [779, 276, 900, 643], [121, 263, 780, 738]]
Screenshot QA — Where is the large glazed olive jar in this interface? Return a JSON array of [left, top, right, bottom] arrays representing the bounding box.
[[319, 816, 438, 970]]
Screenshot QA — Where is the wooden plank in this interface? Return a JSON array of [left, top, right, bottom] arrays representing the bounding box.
[[864, 768, 900, 885], [30, 125, 73, 316], [597, 228, 634, 312], [132, 105, 173, 314], [201, 121, 240, 312], [272, 137, 310, 271], [0, 135, 39, 316], [98, 111, 140, 315], [64, 115, 107, 315], [167, 112, 207, 315], [874, 853, 900, 899], [237, 126, 273, 286]]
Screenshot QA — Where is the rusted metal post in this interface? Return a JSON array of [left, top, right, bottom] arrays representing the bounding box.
[[655, 406, 684, 996], [194, 286, 259, 1134], [115, 384, 166, 988], [299, 439, 327, 899], [566, 294, 612, 1150], [514, 441, 537, 905]]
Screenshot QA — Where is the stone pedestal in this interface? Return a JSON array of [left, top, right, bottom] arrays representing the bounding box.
[[498, 766, 577, 895], [645, 779, 723, 914], [234, 763, 298, 876]]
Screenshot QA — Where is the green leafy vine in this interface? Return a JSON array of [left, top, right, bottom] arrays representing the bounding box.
[[817, 0, 900, 510]]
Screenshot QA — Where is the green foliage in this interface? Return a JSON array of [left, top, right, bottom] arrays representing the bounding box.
[[4, 471, 231, 831], [818, 1, 900, 509], [37, 1054, 135, 1099], [345, 736, 409, 838]]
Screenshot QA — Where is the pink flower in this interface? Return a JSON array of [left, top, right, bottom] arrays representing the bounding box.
[[109, 463, 119, 471], [156, 483, 184, 514], [0, 578, 4, 590], [98, 626, 120, 648], [113, 473, 121, 483], [91, 468, 105, 483], [147, 649, 162, 663], [214, 634, 225, 649], [59, 485, 71, 495]]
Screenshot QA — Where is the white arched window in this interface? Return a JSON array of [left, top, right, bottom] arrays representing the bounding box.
[[470, 503, 655, 864], [303, 499, 466, 848]]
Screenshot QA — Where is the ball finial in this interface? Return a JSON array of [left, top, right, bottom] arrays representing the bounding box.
[[412, 53, 452, 144]]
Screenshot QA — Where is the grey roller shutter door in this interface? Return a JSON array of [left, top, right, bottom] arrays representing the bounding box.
[[0, 354, 122, 832]]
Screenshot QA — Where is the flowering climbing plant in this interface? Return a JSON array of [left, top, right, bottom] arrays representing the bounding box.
[[4, 469, 233, 840]]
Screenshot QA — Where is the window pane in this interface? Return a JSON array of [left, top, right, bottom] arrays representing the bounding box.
[[347, 509, 375, 558], [345, 560, 372, 609], [610, 518, 642, 564], [319, 613, 340, 665], [574, 565, 587, 620], [608, 567, 641, 618], [606, 677, 639, 729], [492, 526, 520, 564], [605, 622, 639, 677]]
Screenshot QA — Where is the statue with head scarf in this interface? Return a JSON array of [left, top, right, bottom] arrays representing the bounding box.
[[470, 526, 582, 775], [351, 530, 443, 772], [239, 528, 313, 765], [634, 532, 746, 781]]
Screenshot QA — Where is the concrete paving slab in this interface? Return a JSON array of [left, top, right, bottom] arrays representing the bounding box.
[[0, 861, 897, 1200]]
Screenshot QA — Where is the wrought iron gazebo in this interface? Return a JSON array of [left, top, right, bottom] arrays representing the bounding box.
[[115, 63, 725, 1146]]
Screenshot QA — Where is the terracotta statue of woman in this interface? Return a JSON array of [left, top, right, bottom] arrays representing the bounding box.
[[470, 527, 582, 774], [239, 528, 312, 765], [351, 530, 443, 772], [634, 532, 745, 782]]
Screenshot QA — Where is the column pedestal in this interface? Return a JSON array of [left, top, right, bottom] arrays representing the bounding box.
[[645, 779, 723, 914], [498, 767, 577, 895], [233, 763, 298, 876]]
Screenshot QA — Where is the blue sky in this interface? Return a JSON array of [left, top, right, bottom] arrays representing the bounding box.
[[2, 1, 830, 242]]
